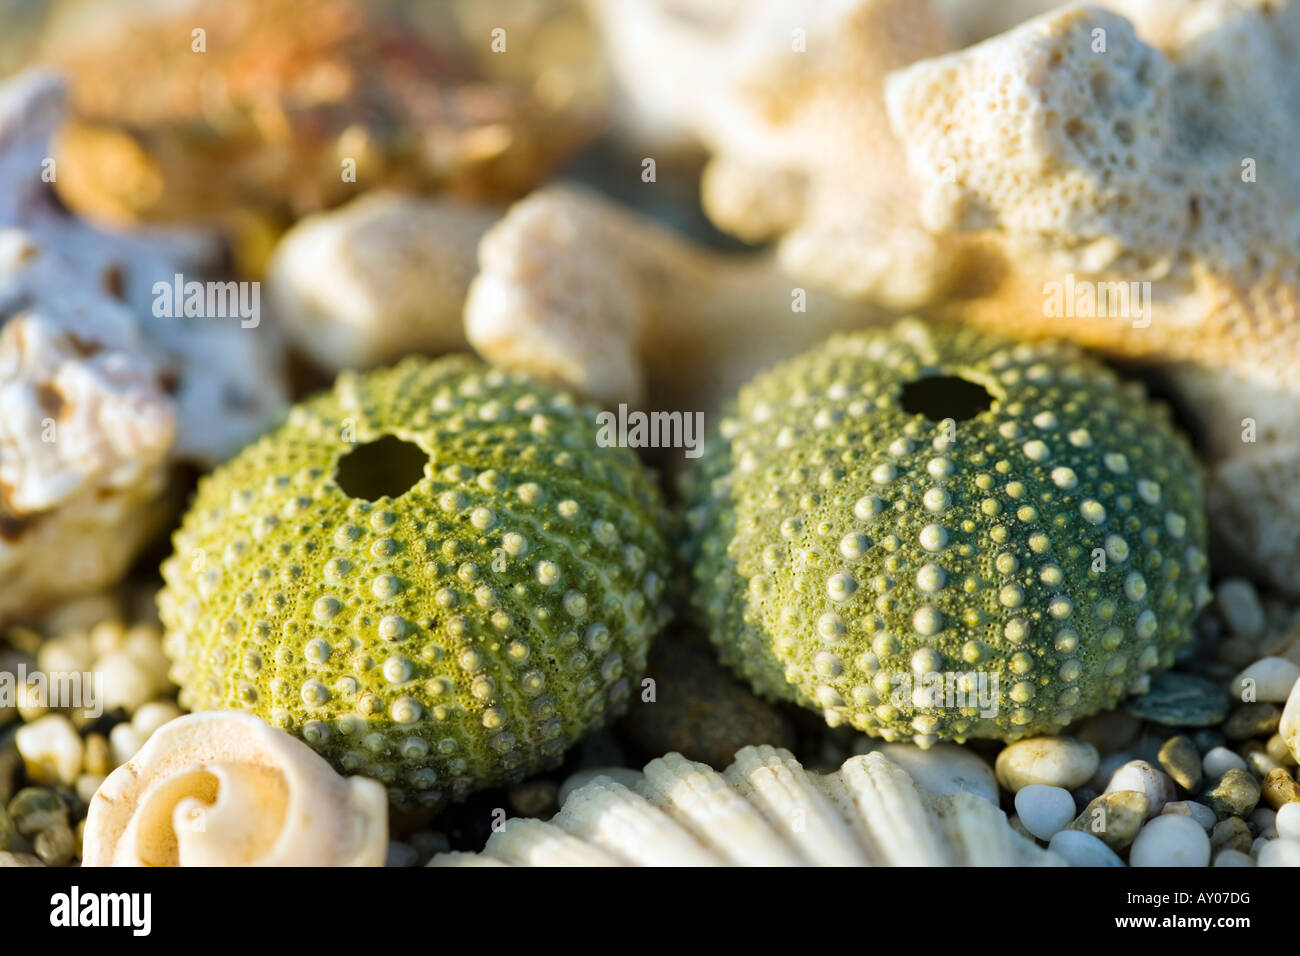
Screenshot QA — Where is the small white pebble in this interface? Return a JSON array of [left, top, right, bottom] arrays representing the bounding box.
[[1105, 760, 1176, 818], [1212, 849, 1255, 867], [75, 772, 105, 804], [1161, 801, 1216, 831], [1015, 785, 1077, 840], [15, 714, 84, 786], [1087, 751, 1132, 791], [122, 626, 172, 686], [1256, 838, 1300, 867], [1048, 829, 1124, 867], [1232, 657, 1300, 703], [132, 700, 183, 739], [995, 736, 1098, 792], [88, 619, 128, 657], [36, 631, 95, 675], [1202, 747, 1247, 778], [108, 722, 147, 767], [95, 651, 157, 714], [1216, 578, 1266, 639], [1276, 802, 1300, 841], [1130, 814, 1211, 867]]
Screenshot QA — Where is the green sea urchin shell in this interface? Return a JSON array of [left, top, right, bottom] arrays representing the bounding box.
[[160, 356, 672, 806], [682, 319, 1209, 746]]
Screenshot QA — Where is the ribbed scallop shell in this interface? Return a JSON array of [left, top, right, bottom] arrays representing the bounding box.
[[432, 745, 1063, 866]]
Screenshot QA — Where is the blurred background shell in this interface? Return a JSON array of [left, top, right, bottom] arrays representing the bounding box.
[[12, 0, 606, 275]]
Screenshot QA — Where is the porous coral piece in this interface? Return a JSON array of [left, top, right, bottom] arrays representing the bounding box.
[[888, 3, 1300, 312], [267, 191, 495, 371], [433, 745, 1061, 866], [587, 0, 962, 308], [465, 183, 881, 410], [159, 356, 673, 807], [0, 228, 175, 620], [681, 319, 1210, 743], [0, 70, 286, 621], [82, 712, 387, 866], [0, 71, 286, 466]]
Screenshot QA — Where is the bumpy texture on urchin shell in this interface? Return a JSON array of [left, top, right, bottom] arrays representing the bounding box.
[[160, 356, 672, 807], [682, 319, 1209, 746]]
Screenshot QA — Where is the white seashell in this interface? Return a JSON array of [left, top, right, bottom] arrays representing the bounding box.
[[854, 740, 998, 804], [1281, 675, 1300, 765], [637, 752, 807, 866], [82, 712, 387, 867], [432, 745, 1063, 867], [557, 767, 644, 807], [724, 745, 869, 866]]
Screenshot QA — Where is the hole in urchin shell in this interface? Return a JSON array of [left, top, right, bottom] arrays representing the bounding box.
[[900, 375, 994, 422], [335, 435, 428, 501]]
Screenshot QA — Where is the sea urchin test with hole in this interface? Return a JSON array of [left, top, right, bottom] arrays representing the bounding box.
[[159, 356, 673, 807], [682, 319, 1209, 746]]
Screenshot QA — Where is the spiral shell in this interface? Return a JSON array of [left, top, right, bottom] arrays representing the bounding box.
[[82, 712, 387, 867]]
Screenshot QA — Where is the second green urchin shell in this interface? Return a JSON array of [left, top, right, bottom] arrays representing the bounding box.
[[682, 319, 1210, 746], [160, 356, 672, 806]]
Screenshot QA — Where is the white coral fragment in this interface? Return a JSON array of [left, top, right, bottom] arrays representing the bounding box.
[[0, 70, 286, 467], [432, 745, 1063, 867], [82, 712, 387, 867], [267, 191, 495, 372], [0, 69, 287, 620], [0, 227, 176, 618], [465, 183, 881, 411], [588, 0, 961, 308], [883, 1, 1300, 365]]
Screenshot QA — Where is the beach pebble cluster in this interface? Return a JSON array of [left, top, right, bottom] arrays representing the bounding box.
[[1, 587, 179, 866], [989, 578, 1300, 867], [3, 0, 1300, 871]]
